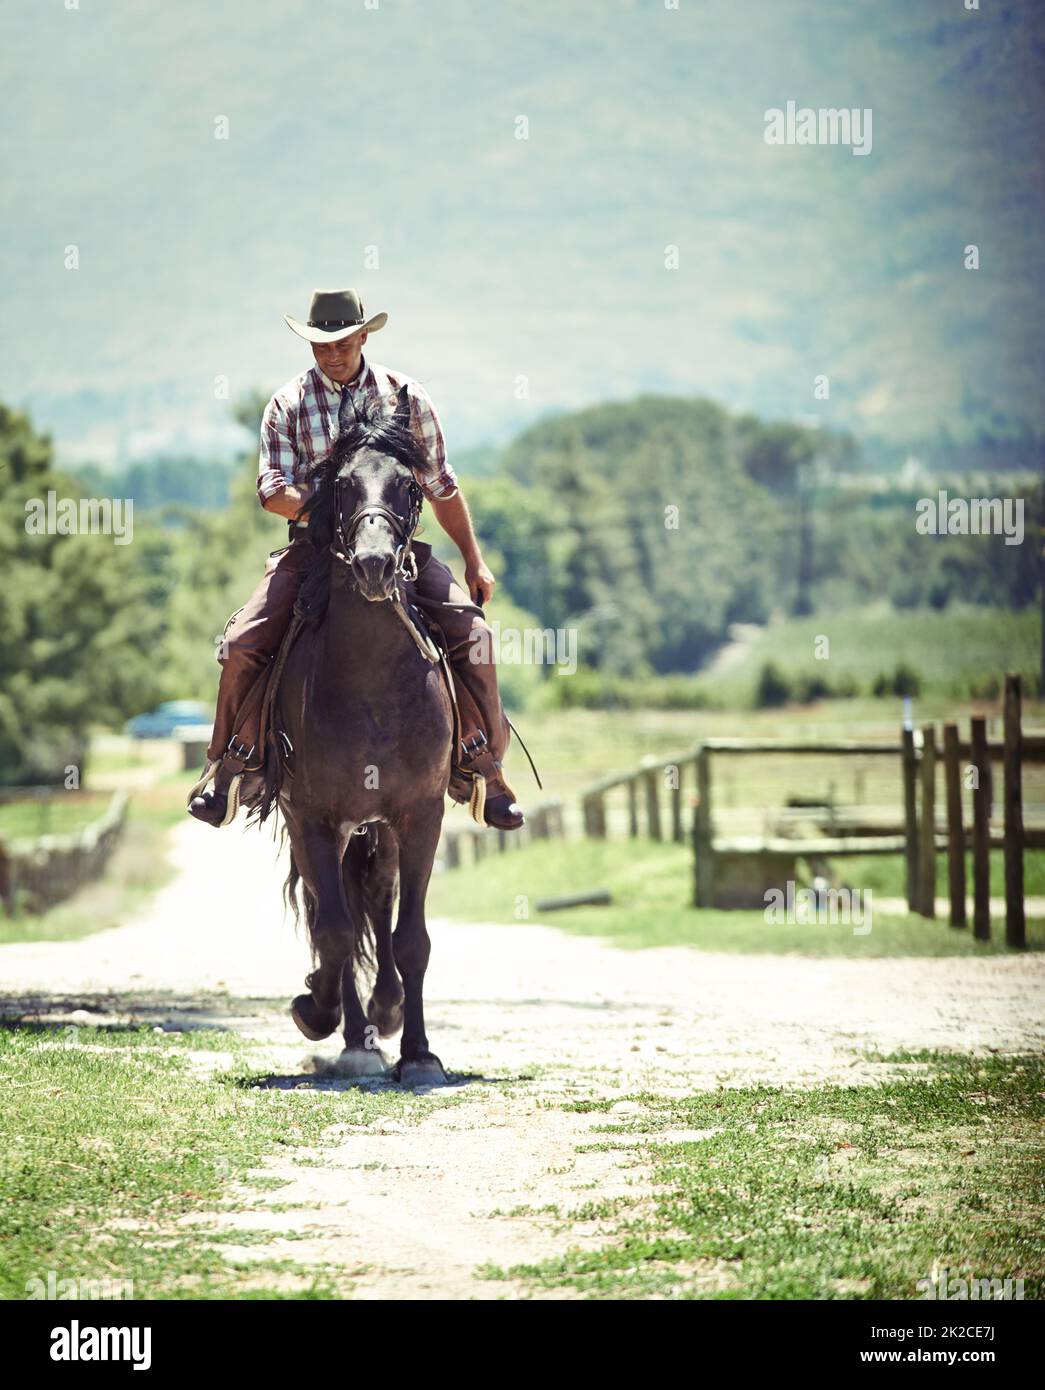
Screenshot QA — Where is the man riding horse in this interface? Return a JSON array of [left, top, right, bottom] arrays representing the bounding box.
[[187, 288, 524, 832]]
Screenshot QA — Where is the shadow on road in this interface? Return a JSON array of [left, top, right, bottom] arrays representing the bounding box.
[[0, 991, 284, 1034]]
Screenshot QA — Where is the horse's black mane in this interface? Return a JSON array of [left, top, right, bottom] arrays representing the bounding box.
[[295, 402, 427, 624]]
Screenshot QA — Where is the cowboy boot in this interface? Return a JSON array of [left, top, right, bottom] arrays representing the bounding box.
[[186, 738, 258, 828], [484, 791, 525, 831], [449, 734, 525, 831], [187, 760, 235, 827]]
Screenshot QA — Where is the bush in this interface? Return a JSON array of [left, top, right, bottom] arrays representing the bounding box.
[[754, 661, 792, 708], [537, 666, 712, 711], [968, 673, 1001, 700], [872, 663, 922, 698], [797, 675, 831, 703], [892, 662, 921, 696], [890, 575, 923, 610]]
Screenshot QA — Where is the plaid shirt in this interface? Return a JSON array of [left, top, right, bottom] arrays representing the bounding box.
[[256, 357, 458, 506]]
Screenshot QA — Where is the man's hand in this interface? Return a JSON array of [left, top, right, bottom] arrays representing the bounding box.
[[465, 555, 496, 606]]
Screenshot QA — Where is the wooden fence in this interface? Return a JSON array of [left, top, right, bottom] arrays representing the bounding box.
[[0, 791, 128, 915], [439, 798, 566, 869], [574, 672, 1038, 946], [689, 739, 904, 911], [581, 754, 693, 844], [903, 673, 1040, 947]]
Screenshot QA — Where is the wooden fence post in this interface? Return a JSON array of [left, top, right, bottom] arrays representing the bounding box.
[[582, 792, 607, 840], [970, 715, 991, 941], [918, 724, 936, 917], [444, 834, 460, 870], [902, 726, 919, 912], [642, 761, 662, 841], [1003, 673, 1026, 949], [627, 778, 638, 838], [693, 744, 714, 907], [670, 761, 683, 844], [943, 722, 967, 928]]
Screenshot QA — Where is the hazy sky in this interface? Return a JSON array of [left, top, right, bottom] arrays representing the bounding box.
[[2, 0, 1042, 466]]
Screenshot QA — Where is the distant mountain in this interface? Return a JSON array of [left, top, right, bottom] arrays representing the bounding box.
[[2, 0, 1043, 467]]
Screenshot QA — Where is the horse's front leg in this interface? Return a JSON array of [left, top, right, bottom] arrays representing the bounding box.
[[287, 818, 353, 1043], [391, 799, 446, 1085]]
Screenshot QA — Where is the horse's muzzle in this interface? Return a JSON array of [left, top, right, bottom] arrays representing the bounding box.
[[350, 549, 397, 601]]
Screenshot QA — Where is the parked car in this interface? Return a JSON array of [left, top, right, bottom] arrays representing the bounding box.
[[125, 700, 212, 740]]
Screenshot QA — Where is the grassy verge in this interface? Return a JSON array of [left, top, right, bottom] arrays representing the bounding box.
[[0, 1021, 427, 1300], [428, 839, 1045, 955], [0, 794, 113, 840], [486, 1053, 1045, 1299], [0, 792, 186, 947], [834, 848, 1045, 900]]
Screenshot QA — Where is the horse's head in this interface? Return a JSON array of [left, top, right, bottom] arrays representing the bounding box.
[[304, 386, 426, 603]]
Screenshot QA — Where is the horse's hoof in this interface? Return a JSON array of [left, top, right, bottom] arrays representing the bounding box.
[[395, 1053, 447, 1087], [290, 993, 340, 1041], [367, 992, 404, 1038], [324, 1047, 388, 1078]]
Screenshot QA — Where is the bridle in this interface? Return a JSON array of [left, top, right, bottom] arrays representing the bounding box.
[[330, 475, 424, 590], [327, 472, 442, 665]]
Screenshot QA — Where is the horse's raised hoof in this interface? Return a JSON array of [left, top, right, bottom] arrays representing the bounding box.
[[367, 990, 405, 1038], [325, 1046, 388, 1078], [394, 1052, 448, 1088], [290, 993, 340, 1042]]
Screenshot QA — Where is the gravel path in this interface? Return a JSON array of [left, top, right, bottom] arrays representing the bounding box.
[[3, 817, 1042, 1299]]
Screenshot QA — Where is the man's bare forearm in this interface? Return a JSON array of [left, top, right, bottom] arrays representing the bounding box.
[[429, 490, 481, 564], [261, 484, 311, 521], [430, 489, 496, 603]]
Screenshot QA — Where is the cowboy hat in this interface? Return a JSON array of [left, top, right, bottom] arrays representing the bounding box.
[[284, 288, 388, 344]]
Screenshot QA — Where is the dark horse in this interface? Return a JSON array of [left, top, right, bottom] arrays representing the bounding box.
[[264, 387, 454, 1086]]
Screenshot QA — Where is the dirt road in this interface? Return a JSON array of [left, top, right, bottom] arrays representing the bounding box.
[[3, 818, 1042, 1298]]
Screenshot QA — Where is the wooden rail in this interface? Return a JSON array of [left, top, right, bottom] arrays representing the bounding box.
[[441, 673, 1036, 950], [581, 750, 701, 844], [685, 673, 1035, 945], [440, 798, 566, 869]]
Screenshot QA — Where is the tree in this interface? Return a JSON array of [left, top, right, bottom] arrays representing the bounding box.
[[0, 405, 166, 783]]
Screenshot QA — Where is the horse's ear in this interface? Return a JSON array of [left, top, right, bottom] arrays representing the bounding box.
[[392, 383, 412, 429], [337, 386, 356, 436]]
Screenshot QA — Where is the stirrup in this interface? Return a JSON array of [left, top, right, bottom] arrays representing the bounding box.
[[467, 773, 486, 826], [185, 758, 244, 828], [186, 759, 220, 805], [216, 772, 245, 827]]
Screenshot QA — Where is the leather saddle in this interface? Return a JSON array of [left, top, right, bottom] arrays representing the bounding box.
[[226, 545, 504, 823]]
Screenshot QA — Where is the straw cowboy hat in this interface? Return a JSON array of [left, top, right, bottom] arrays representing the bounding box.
[[284, 288, 388, 344]]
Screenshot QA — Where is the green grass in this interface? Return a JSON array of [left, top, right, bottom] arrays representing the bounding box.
[[84, 732, 181, 781], [835, 848, 1045, 901], [690, 603, 1039, 707], [487, 1054, 1045, 1299], [0, 797, 182, 946], [429, 839, 1045, 955], [0, 1022, 427, 1300], [0, 794, 111, 841]]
